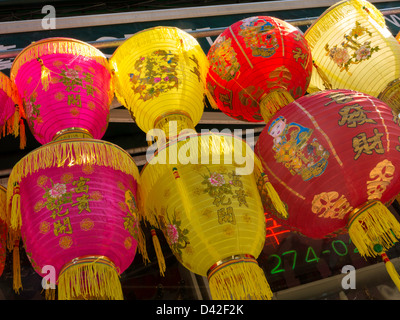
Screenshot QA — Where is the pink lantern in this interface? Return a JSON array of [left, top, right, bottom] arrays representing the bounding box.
[[10, 37, 113, 145], [0, 71, 25, 148], [6, 138, 146, 299]]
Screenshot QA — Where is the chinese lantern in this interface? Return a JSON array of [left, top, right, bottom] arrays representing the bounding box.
[[206, 16, 312, 124], [255, 89, 400, 290], [0, 71, 25, 148], [10, 37, 113, 145], [110, 27, 208, 140], [6, 138, 146, 299], [139, 132, 277, 300], [304, 0, 400, 114]]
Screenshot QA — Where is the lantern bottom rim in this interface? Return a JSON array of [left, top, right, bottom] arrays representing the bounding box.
[[59, 255, 120, 277], [207, 254, 255, 280]]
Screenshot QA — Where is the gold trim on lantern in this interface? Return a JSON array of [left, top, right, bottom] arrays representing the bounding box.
[[53, 128, 94, 141], [378, 79, 400, 115], [207, 254, 255, 279], [10, 37, 110, 81], [154, 110, 195, 139], [206, 254, 273, 300]]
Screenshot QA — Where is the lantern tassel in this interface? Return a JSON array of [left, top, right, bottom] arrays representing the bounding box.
[[19, 119, 26, 150], [381, 252, 400, 292], [58, 256, 123, 300], [312, 61, 333, 90], [45, 288, 56, 300], [261, 173, 288, 219], [151, 228, 166, 276], [259, 89, 294, 123], [207, 255, 273, 300], [10, 188, 21, 231], [13, 240, 22, 294], [348, 200, 400, 258], [37, 58, 51, 91]]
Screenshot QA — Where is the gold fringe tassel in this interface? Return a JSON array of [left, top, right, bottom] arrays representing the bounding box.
[[348, 200, 400, 258], [58, 256, 123, 300], [313, 61, 333, 90], [13, 240, 22, 294], [151, 228, 166, 277], [380, 252, 400, 292], [261, 173, 288, 219], [207, 255, 273, 300], [259, 89, 294, 123], [45, 288, 56, 300], [37, 58, 51, 91]]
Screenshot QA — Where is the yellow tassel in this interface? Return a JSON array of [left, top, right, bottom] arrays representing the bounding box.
[[259, 89, 294, 123], [261, 172, 288, 219], [380, 252, 400, 292], [19, 119, 26, 150], [13, 240, 22, 294], [10, 190, 21, 231], [58, 256, 123, 300], [151, 228, 166, 277], [37, 58, 51, 91], [348, 200, 400, 258], [207, 255, 273, 300], [312, 61, 333, 90], [45, 288, 56, 300]]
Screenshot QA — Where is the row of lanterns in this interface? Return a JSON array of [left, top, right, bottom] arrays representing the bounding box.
[[0, 0, 399, 300]]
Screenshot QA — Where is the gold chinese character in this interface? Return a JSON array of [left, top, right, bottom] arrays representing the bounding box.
[[68, 94, 82, 108], [72, 177, 90, 193], [53, 217, 73, 236], [338, 104, 376, 128], [352, 128, 384, 160], [72, 194, 91, 214], [217, 207, 236, 225]]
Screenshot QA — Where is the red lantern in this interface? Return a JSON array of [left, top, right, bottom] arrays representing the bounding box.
[[206, 16, 312, 123], [255, 89, 400, 289]]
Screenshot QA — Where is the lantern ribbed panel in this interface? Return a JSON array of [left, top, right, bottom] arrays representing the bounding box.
[[10, 38, 113, 145], [255, 89, 400, 239], [139, 133, 265, 277], [206, 16, 312, 123], [110, 27, 208, 135], [6, 138, 142, 299], [304, 0, 400, 109]]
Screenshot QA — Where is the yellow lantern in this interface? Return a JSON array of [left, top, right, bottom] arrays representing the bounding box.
[[110, 27, 208, 140], [304, 0, 400, 113], [139, 132, 275, 300]]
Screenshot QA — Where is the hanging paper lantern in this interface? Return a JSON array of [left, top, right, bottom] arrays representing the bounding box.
[[6, 138, 147, 299], [110, 27, 208, 140], [0, 72, 25, 148], [304, 0, 400, 114], [255, 89, 400, 290], [206, 16, 312, 124], [139, 132, 282, 300], [10, 37, 113, 145]]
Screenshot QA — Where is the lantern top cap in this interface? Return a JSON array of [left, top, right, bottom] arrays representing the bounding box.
[[304, 0, 386, 48], [10, 37, 109, 80]]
